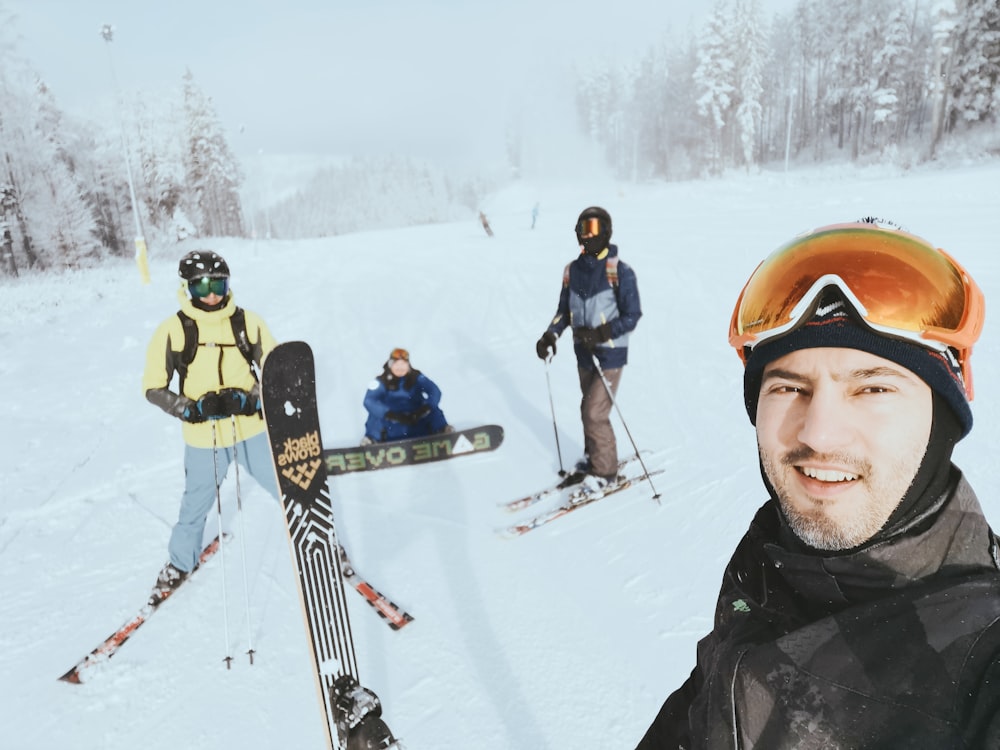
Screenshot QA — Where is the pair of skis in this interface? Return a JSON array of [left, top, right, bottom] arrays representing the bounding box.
[[58, 539, 411, 685], [498, 455, 663, 538]]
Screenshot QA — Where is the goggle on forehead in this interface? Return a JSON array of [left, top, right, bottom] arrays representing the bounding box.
[[728, 223, 985, 399]]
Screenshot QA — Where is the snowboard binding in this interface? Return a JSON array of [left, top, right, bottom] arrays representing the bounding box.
[[333, 674, 403, 750]]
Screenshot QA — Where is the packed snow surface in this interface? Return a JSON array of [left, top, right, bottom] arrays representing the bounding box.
[[4, 162, 1000, 749]]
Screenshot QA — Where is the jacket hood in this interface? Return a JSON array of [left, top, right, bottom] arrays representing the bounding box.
[[576, 242, 619, 266], [736, 470, 999, 619]]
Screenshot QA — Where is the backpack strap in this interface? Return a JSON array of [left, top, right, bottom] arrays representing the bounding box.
[[175, 307, 257, 391], [175, 311, 199, 392], [228, 307, 258, 379], [605, 256, 619, 290]]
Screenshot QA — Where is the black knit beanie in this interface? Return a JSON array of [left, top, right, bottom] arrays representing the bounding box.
[[743, 288, 973, 438]]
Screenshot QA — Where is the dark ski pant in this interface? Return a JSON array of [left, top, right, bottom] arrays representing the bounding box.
[[365, 405, 448, 442], [169, 429, 279, 572], [577, 365, 622, 478]]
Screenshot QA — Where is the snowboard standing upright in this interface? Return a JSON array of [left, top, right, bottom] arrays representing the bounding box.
[[261, 341, 399, 750]]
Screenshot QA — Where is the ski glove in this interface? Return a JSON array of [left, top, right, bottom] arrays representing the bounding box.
[[536, 331, 557, 360], [218, 387, 259, 417], [385, 405, 431, 425], [574, 323, 612, 350], [174, 396, 206, 423], [195, 392, 228, 420]]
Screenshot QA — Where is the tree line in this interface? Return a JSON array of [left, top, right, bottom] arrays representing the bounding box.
[[2, 0, 997, 278], [574, 0, 1000, 180]]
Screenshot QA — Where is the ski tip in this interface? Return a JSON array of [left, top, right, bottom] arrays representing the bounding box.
[[388, 614, 415, 631], [58, 668, 83, 684], [496, 526, 527, 540]]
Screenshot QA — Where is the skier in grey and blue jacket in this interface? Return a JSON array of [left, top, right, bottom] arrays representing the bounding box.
[[535, 206, 642, 493]]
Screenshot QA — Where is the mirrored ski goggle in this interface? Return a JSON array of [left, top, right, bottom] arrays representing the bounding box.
[[729, 223, 984, 397], [577, 217, 605, 238], [188, 276, 229, 298], [389, 347, 410, 362]]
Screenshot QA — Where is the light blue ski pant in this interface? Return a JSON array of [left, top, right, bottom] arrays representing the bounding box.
[[168, 429, 280, 572]]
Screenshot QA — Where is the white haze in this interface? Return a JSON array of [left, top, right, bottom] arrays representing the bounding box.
[[4, 0, 799, 165]]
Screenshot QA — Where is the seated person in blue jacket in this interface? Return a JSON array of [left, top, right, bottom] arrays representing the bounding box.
[[361, 348, 453, 444]]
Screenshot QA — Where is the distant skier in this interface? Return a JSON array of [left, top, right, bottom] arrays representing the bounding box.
[[531, 202, 539, 229], [535, 206, 642, 493], [142, 250, 279, 592], [361, 348, 453, 444], [479, 211, 494, 237]]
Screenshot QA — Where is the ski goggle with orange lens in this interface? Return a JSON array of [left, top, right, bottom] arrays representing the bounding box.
[[728, 223, 984, 398], [188, 276, 229, 298], [389, 348, 409, 362], [577, 217, 606, 238]]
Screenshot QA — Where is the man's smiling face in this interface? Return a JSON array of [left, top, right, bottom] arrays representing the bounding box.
[[756, 347, 932, 550]]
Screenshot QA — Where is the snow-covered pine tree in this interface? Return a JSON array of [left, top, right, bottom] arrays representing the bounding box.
[[731, 0, 768, 171], [947, 0, 1000, 129], [694, 1, 737, 174], [181, 70, 245, 238]]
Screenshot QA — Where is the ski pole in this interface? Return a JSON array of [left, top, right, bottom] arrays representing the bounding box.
[[231, 415, 256, 665], [544, 355, 567, 476], [590, 352, 661, 501], [211, 421, 234, 669]]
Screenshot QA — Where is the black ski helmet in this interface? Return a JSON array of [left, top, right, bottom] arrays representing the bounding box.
[[575, 206, 612, 256], [178, 250, 230, 280]]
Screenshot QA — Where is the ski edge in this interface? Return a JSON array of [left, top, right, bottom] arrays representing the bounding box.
[[57, 534, 226, 684], [339, 550, 414, 630]]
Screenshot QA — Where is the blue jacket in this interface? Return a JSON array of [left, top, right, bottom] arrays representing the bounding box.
[[363, 368, 448, 442], [545, 244, 642, 370]]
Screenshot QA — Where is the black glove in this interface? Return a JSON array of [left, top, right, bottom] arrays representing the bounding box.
[[386, 405, 432, 425], [535, 331, 557, 360], [173, 396, 205, 423], [574, 323, 613, 350], [218, 387, 259, 417], [385, 410, 416, 425], [195, 392, 227, 420]]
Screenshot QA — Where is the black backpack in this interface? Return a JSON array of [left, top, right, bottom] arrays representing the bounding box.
[[175, 307, 257, 391]]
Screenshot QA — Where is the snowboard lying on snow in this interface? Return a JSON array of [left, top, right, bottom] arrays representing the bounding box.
[[322, 425, 503, 475]]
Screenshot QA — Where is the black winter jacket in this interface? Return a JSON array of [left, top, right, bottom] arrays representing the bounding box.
[[636, 469, 1000, 749]]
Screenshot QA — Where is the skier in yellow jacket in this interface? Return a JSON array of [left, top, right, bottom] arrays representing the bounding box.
[[142, 250, 278, 592]]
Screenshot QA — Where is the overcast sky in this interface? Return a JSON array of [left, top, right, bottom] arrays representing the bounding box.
[[4, 1, 797, 165]]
